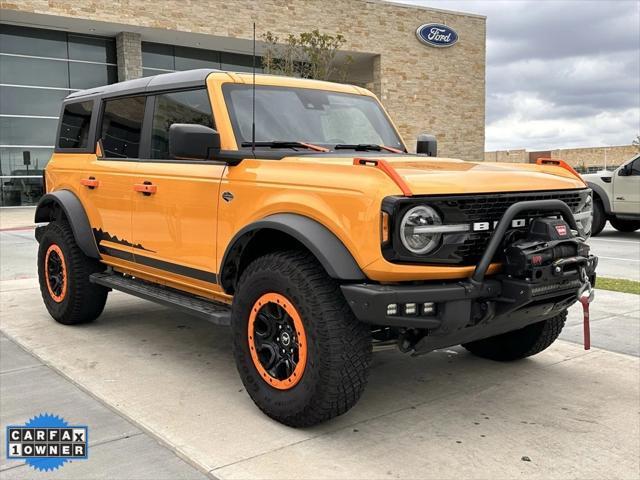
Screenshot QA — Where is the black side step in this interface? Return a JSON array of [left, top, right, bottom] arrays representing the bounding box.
[[90, 272, 231, 326]]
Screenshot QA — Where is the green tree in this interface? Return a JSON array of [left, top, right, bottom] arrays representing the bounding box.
[[261, 30, 352, 82]]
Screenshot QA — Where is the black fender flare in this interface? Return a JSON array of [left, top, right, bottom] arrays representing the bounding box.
[[585, 182, 612, 215], [219, 213, 366, 292], [35, 190, 100, 259]]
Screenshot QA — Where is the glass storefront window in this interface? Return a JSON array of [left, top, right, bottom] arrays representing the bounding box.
[[142, 42, 262, 75], [142, 42, 174, 70], [0, 24, 67, 59], [69, 63, 118, 90], [0, 147, 50, 206], [0, 55, 70, 88], [0, 117, 58, 146], [221, 52, 262, 73], [0, 147, 51, 176], [0, 86, 68, 116], [174, 46, 220, 70], [68, 34, 117, 63], [0, 24, 116, 206]]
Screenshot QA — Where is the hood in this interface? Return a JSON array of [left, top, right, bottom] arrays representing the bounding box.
[[295, 154, 587, 195], [582, 170, 612, 182]]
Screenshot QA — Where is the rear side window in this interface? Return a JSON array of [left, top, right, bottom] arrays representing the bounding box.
[[150, 89, 214, 159], [100, 96, 145, 158], [58, 101, 93, 149]]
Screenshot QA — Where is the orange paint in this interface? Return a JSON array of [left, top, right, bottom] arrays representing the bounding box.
[[248, 293, 307, 390], [44, 71, 587, 293], [45, 244, 67, 303]]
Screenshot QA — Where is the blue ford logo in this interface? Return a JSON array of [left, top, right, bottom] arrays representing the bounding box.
[[416, 23, 458, 48]]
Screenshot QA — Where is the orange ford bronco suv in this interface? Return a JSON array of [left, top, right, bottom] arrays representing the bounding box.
[[36, 69, 597, 427]]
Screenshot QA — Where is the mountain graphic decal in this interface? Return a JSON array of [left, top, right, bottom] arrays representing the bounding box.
[[93, 228, 156, 253]]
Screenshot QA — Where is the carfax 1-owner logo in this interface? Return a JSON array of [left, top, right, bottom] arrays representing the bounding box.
[[6, 413, 88, 472]]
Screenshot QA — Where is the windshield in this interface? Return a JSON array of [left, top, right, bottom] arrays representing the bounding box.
[[223, 84, 404, 150]]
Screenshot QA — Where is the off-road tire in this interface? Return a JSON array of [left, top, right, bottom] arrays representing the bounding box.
[[231, 250, 372, 427], [591, 197, 606, 236], [462, 311, 567, 361], [609, 218, 640, 233], [38, 221, 108, 325]]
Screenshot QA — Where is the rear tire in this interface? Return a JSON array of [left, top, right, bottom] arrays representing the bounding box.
[[38, 221, 108, 325], [462, 311, 566, 361], [231, 250, 371, 427], [609, 218, 640, 233], [591, 197, 606, 236]]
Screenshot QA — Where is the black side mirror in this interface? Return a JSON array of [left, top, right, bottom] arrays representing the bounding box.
[[416, 133, 437, 157], [169, 124, 220, 160], [618, 165, 631, 176]]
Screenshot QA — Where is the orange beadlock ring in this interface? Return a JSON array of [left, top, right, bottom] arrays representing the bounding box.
[[45, 244, 67, 303], [248, 293, 307, 390]]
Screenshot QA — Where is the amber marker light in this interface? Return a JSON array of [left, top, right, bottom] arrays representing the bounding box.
[[381, 211, 390, 244]]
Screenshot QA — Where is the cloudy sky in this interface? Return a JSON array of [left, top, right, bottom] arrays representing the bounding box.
[[395, 0, 640, 151]]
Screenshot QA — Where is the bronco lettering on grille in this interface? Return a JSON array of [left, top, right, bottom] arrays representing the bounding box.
[[472, 218, 527, 232]]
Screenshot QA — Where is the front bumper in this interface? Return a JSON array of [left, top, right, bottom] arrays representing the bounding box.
[[341, 199, 598, 353]]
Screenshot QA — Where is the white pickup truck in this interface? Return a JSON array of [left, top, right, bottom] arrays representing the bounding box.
[[583, 153, 640, 235]]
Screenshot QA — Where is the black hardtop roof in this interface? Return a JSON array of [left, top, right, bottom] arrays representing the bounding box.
[[65, 68, 222, 102]]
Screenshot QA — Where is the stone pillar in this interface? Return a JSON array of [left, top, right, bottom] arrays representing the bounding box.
[[370, 55, 382, 99], [116, 32, 143, 81]]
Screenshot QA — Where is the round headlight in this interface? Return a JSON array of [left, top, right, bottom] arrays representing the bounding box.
[[400, 205, 442, 254], [575, 193, 593, 238]]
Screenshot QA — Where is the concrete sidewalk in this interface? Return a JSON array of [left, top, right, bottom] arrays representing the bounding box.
[[1, 278, 638, 480], [0, 333, 207, 479], [0, 207, 36, 230]]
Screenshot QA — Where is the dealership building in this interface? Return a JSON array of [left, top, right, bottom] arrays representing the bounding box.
[[0, 0, 486, 206]]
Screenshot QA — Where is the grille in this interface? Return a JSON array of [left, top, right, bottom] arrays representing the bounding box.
[[455, 192, 581, 263], [428, 190, 586, 265]]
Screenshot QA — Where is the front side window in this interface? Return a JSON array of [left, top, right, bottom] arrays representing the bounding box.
[[58, 101, 93, 149], [222, 84, 403, 150], [629, 157, 640, 176], [150, 89, 214, 159], [100, 96, 145, 158]]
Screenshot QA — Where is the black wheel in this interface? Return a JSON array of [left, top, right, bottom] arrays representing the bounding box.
[[38, 221, 108, 325], [462, 311, 566, 361], [231, 250, 372, 427], [609, 218, 640, 233], [591, 197, 606, 236]]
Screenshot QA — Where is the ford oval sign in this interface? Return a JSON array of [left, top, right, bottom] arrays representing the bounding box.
[[416, 23, 458, 48]]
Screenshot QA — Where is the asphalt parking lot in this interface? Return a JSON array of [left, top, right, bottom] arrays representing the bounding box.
[[587, 226, 640, 281], [1, 208, 639, 479]]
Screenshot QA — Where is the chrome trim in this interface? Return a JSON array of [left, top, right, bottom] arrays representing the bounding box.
[[412, 224, 470, 234], [0, 52, 116, 66]]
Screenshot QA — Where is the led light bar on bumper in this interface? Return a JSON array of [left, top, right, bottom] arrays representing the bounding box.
[[381, 189, 593, 266]]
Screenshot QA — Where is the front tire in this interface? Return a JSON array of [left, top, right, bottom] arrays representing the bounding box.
[[591, 197, 606, 236], [38, 221, 108, 325], [462, 311, 566, 361], [231, 251, 372, 427], [609, 218, 640, 233]]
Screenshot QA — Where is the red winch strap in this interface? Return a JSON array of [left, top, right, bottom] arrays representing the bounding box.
[[579, 296, 591, 350]]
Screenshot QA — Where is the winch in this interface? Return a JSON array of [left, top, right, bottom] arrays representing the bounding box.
[[502, 217, 596, 349], [503, 217, 591, 280]]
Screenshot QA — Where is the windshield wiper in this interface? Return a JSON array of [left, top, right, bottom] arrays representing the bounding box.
[[241, 141, 328, 152], [334, 144, 405, 154]]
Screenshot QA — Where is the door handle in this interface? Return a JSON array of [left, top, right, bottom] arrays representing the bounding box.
[[134, 182, 157, 196], [80, 177, 99, 189]]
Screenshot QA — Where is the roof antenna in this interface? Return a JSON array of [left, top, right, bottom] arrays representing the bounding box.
[[251, 22, 256, 155]]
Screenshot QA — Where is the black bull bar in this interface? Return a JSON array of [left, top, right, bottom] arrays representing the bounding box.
[[341, 199, 598, 353]]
